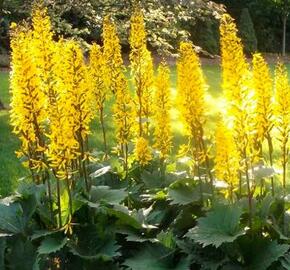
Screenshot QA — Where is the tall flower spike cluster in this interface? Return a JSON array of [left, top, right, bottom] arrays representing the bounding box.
[[215, 119, 240, 201], [61, 41, 93, 182], [10, 24, 47, 179], [252, 53, 274, 155], [177, 41, 213, 185], [220, 14, 249, 105], [129, 10, 154, 137], [134, 136, 152, 166], [154, 63, 172, 159], [220, 13, 254, 184], [31, 6, 56, 106], [113, 73, 134, 172], [89, 43, 109, 156], [46, 41, 79, 181], [102, 15, 124, 94], [274, 62, 290, 189]]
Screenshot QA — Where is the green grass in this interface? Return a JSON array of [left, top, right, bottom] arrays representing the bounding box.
[[3, 63, 289, 196], [0, 72, 28, 195]]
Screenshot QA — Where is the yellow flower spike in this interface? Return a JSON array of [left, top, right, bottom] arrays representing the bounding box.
[[102, 15, 124, 94], [89, 43, 106, 112], [177, 42, 206, 135], [10, 24, 47, 176], [134, 137, 152, 166], [60, 41, 94, 142], [177, 41, 213, 185], [153, 62, 172, 159], [113, 73, 134, 156], [220, 14, 249, 115], [274, 61, 290, 189], [220, 13, 256, 170], [46, 41, 82, 180], [129, 10, 154, 137], [32, 6, 55, 99], [89, 42, 110, 156], [215, 119, 240, 200], [252, 53, 273, 146]]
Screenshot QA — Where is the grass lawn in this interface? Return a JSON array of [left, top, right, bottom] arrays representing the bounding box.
[[1, 63, 288, 196]]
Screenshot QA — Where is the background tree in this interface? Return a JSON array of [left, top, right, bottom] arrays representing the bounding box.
[[238, 8, 257, 54], [273, 0, 290, 56], [0, 0, 224, 56]]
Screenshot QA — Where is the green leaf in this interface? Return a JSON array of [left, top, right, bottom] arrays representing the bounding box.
[[30, 230, 60, 241], [186, 204, 245, 248], [0, 201, 25, 234], [168, 179, 210, 205], [157, 230, 176, 249], [123, 244, 190, 270], [90, 185, 127, 205], [239, 237, 288, 270], [7, 238, 37, 270], [168, 184, 201, 205], [68, 225, 120, 260], [107, 204, 142, 229], [280, 252, 290, 269], [38, 236, 67, 255]]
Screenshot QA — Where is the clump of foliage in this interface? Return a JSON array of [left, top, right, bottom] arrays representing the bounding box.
[[1, 5, 290, 269], [238, 8, 257, 54]]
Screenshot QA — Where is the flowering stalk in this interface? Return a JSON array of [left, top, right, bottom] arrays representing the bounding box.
[[177, 41, 213, 193], [10, 24, 47, 183], [31, 5, 60, 221], [215, 118, 240, 202], [134, 136, 152, 166], [274, 62, 290, 191], [129, 10, 154, 137], [113, 73, 134, 175], [89, 43, 108, 158], [154, 62, 172, 179], [252, 53, 274, 195], [220, 14, 253, 226]]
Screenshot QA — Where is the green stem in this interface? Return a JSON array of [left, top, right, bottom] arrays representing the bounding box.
[[100, 107, 108, 159], [266, 135, 275, 196], [56, 179, 62, 228]]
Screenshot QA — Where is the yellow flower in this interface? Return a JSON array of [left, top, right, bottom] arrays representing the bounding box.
[[60, 41, 94, 141], [47, 40, 93, 179], [129, 10, 154, 137], [252, 53, 273, 143], [102, 15, 124, 94], [134, 137, 152, 166], [220, 14, 249, 106], [177, 41, 212, 176], [220, 13, 256, 166], [215, 119, 240, 189], [31, 7, 55, 98], [113, 73, 134, 150], [89, 43, 106, 112], [153, 62, 172, 159], [274, 61, 290, 188], [10, 24, 47, 174], [177, 41, 206, 136]]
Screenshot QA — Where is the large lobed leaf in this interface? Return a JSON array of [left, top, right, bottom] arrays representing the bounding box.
[[186, 204, 245, 248], [68, 225, 121, 260], [38, 235, 67, 255], [123, 244, 190, 270], [89, 185, 127, 205], [239, 237, 289, 270], [0, 201, 26, 234]]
